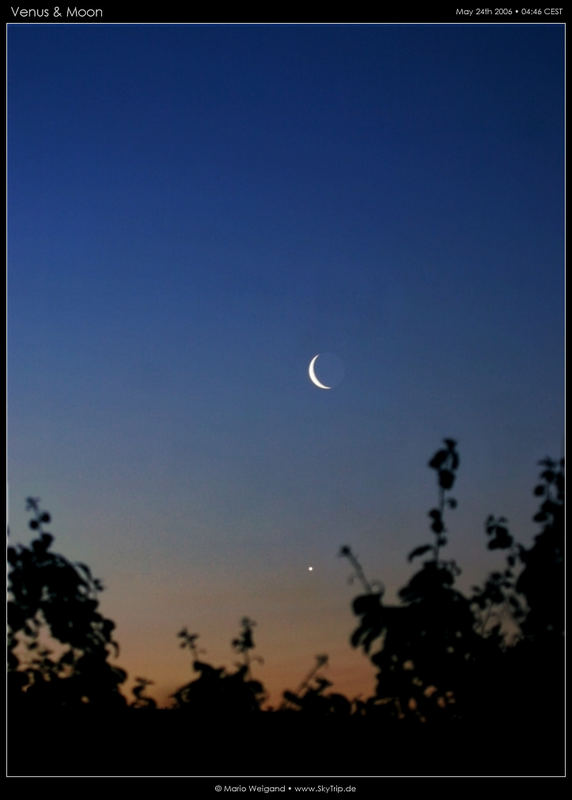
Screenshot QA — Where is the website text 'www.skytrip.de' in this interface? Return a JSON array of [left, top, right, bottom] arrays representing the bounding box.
[[216, 787, 357, 794]]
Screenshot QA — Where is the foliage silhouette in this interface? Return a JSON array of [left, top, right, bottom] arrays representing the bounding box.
[[281, 654, 351, 715], [342, 440, 565, 738], [8, 498, 127, 711], [171, 622, 267, 715], [7, 444, 564, 776], [131, 677, 157, 709]]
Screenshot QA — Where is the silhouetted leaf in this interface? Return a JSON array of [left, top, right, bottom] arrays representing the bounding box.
[[77, 562, 93, 578], [352, 593, 382, 615], [429, 450, 448, 469], [408, 544, 432, 562], [439, 469, 455, 490]]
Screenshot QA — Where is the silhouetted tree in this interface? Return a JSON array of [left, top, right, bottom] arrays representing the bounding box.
[[172, 621, 267, 715], [8, 498, 127, 711], [343, 440, 565, 733], [517, 457, 564, 642], [342, 440, 475, 722], [7, 443, 564, 778]]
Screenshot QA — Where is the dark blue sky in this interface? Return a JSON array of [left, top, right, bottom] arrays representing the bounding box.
[[8, 23, 564, 704]]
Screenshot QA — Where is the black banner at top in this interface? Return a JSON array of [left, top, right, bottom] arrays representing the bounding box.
[[4, 5, 569, 24]]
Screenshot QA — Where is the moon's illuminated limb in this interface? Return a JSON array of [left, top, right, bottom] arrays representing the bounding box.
[[308, 354, 331, 390]]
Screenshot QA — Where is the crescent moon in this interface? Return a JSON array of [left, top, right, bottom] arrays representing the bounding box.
[[308, 354, 331, 390]]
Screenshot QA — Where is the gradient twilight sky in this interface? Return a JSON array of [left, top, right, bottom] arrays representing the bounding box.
[[8, 23, 564, 707]]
